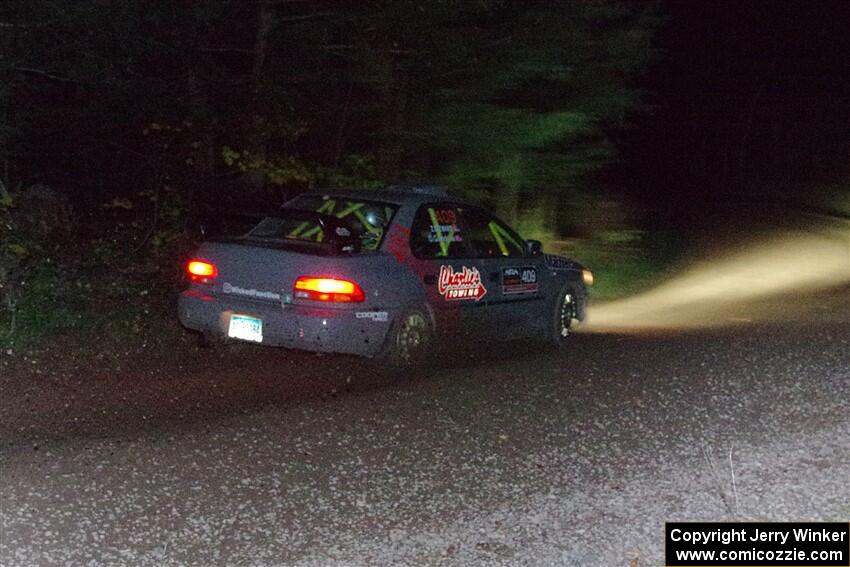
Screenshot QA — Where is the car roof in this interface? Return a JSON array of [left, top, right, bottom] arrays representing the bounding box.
[[296, 184, 474, 207]]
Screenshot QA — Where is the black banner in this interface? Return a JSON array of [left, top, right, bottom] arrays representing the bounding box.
[[666, 522, 849, 566]]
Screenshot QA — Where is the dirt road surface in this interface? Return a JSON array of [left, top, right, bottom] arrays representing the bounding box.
[[1, 287, 848, 566]]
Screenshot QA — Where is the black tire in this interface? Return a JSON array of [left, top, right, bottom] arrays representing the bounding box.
[[197, 330, 220, 349], [548, 284, 584, 346], [378, 308, 433, 368], [197, 330, 243, 351]]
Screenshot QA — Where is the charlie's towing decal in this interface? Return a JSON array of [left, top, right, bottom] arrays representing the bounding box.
[[438, 265, 487, 301]]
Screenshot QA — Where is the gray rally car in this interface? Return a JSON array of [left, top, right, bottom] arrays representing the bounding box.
[[178, 184, 592, 366]]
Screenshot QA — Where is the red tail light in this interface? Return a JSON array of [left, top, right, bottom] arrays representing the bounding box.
[[293, 277, 365, 303], [187, 259, 217, 283]]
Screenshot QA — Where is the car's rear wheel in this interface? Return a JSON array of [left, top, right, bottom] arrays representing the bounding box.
[[197, 331, 243, 351], [198, 331, 221, 348], [380, 308, 433, 368]]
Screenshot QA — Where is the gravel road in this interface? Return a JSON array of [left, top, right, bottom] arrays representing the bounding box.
[[1, 289, 848, 566]]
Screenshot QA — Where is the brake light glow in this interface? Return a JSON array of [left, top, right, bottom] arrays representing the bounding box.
[[187, 259, 217, 283], [293, 277, 365, 303]]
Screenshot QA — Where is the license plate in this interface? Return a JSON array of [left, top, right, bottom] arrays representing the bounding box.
[[228, 314, 263, 343]]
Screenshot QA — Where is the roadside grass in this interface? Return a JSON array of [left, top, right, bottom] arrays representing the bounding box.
[[0, 265, 89, 350], [0, 263, 180, 353]]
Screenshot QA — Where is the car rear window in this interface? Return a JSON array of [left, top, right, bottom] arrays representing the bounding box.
[[251, 195, 397, 252], [250, 215, 329, 242]]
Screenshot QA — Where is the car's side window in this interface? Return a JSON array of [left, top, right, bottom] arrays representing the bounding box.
[[409, 204, 469, 259], [463, 208, 526, 258]]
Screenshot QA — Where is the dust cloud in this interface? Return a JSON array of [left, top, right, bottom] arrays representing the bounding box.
[[585, 217, 850, 331]]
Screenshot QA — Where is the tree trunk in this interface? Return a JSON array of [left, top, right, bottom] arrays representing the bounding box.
[[253, 1, 275, 86], [244, 0, 276, 190], [377, 83, 407, 179]]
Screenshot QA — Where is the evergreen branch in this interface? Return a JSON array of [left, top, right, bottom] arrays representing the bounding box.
[[198, 47, 255, 54], [276, 12, 336, 23], [12, 67, 75, 83]]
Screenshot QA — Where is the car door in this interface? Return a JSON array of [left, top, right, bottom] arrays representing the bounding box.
[[408, 203, 489, 336], [461, 207, 548, 338]]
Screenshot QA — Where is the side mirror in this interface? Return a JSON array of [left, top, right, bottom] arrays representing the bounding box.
[[526, 239, 543, 257]]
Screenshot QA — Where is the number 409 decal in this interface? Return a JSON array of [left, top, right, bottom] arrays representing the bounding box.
[[503, 266, 538, 295]]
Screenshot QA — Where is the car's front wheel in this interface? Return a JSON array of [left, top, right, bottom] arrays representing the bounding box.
[[379, 308, 433, 368], [548, 284, 584, 346]]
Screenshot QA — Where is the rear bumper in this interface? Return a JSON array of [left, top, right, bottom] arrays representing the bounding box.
[[177, 290, 393, 357]]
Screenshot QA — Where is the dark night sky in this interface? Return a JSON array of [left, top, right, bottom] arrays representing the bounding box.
[[617, 0, 850, 218]]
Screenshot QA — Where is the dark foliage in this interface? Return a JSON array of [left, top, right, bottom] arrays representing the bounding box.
[[1, 1, 658, 215]]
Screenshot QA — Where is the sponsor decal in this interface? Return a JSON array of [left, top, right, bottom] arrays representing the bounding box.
[[432, 208, 457, 225], [427, 208, 463, 244], [543, 254, 576, 271], [222, 282, 282, 301], [428, 224, 463, 244], [438, 265, 487, 301], [503, 266, 539, 295], [355, 311, 389, 322]]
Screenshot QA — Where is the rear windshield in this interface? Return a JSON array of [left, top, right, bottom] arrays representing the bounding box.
[[249, 195, 397, 252]]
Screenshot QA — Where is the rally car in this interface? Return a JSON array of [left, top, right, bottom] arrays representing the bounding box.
[[177, 184, 592, 366]]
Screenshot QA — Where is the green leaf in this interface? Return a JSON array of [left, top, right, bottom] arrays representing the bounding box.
[[103, 197, 134, 210], [6, 243, 28, 256]]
